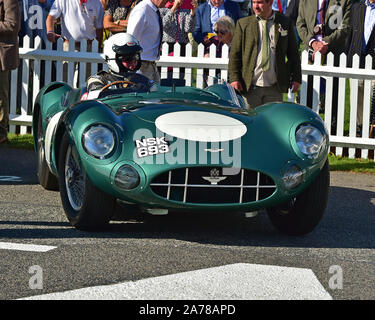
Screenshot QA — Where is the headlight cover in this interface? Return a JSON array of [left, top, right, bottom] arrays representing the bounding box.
[[114, 165, 140, 190], [296, 124, 325, 159], [82, 124, 115, 159], [282, 164, 303, 190]]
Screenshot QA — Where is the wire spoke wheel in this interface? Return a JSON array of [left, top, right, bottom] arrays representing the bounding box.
[[64, 145, 85, 211], [58, 131, 116, 231]]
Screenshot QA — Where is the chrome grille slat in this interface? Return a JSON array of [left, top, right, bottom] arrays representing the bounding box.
[[256, 172, 260, 202], [167, 170, 172, 200], [150, 167, 276, 204], [183, 168, 189, 203], [239, 169, 244, 204], [150, 183, 276, 188]]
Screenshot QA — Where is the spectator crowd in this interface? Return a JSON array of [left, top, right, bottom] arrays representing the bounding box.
[[1, 0, 375, 143]]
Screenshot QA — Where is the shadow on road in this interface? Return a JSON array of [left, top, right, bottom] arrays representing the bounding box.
[[0, 148, 38, 185], [1, 147, 374, 249], [0, 186, 374, 250]]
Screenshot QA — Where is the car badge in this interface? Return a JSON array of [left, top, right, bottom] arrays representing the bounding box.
[[202, 168, 227, 185]]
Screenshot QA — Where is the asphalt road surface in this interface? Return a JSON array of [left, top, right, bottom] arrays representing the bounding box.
[[0, 147, 374, 302]]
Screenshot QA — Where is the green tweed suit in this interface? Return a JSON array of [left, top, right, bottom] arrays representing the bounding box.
[[297, 0, 353, 56], [229, 12, 302, 94]]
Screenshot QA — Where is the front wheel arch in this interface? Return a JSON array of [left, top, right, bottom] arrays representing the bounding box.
[[53, 122, 69, 175], [32, 104, 41, 151]]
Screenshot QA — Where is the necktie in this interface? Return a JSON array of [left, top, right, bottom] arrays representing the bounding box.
[[320, 0, 328, 25], [80, 0, 87, 4], [261, 19, 270, 72], [156, 9, 163, 56], [277, 0, 283, 13]]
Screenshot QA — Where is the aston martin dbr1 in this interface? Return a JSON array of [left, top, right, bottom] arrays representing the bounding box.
[[33, 76, 329, 235]]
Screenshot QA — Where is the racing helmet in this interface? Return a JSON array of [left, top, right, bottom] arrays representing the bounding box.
[[103, 33, 143, 74]]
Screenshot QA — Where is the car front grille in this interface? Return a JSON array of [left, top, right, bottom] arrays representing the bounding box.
[[150, 167, 276, 204]]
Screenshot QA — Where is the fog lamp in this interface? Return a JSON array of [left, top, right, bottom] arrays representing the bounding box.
[[282, 165, 303, 190], [114, 165, 140, 190]]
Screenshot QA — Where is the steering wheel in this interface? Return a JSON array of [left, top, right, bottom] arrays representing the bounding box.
[[99, 80, 136, 93]]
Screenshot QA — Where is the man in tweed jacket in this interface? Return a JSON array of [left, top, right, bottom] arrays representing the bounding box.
[[229, 0, 301, 109]]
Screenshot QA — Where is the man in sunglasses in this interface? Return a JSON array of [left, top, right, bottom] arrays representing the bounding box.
[[193, 0, 242, 46]]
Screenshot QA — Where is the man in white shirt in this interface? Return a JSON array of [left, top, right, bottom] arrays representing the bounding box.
[[46, 0, 104, 86], [46, 0, 104, 44], [127, 0, 169, 84]]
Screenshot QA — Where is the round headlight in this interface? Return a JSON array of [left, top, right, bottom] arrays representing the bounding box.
[[83, 125, 115, 158], [296, 124, 325, 159], [114, 165, 140, 190]]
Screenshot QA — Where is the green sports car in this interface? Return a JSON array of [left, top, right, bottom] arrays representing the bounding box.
[[33, 77, 329, 235]]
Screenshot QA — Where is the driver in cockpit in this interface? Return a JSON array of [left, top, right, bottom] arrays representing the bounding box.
[[86, 33, 153, 94]]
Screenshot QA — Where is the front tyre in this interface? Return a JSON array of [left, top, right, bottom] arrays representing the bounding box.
[[267, 160, 330, 236], [58, 132, 115, 231]]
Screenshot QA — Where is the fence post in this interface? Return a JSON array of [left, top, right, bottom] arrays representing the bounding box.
[[335, 53, 348, 157], [362, 55, 374, 158], [300, 51, 308, 106], [196, 44, 205, 89], [324, 53, 334, 136], [312, 51, 321, 114], [20, 35, 31, 135], [160, 42, 169, 80], [348, 54, 360, 159], [185, 43, 193, 86]]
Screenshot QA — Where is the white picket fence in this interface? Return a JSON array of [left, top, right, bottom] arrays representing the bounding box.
[[9, 36, 375, 158], [300, 50, 375, 159]]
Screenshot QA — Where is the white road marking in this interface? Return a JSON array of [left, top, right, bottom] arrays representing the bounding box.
[[0, 176, 22, 182], [19, 263, 332, 300], [0, 242, 57, 252]]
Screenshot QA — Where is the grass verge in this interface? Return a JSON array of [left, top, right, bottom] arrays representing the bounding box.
[[0, 133, 34, 150], [1, 134, 375, 173], [328, 153, 375, 173]]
